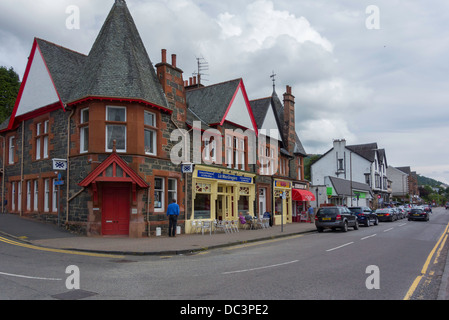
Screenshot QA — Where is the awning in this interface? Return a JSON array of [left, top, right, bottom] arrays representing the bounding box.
[[292, 189, 316, 201]]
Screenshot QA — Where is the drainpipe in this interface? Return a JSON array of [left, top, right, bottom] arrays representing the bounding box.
[[66, 107, 75, 225]]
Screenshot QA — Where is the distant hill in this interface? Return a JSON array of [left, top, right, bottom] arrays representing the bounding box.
[[417, 174, 445, 187]]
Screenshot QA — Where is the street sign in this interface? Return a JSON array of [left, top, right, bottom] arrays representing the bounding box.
[[181, 163, 194, 174], [52, 158, 67, 171], [54, 180, 64, 186]]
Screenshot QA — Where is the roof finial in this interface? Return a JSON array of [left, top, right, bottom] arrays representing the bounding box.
[[270, 70, 277, 92]]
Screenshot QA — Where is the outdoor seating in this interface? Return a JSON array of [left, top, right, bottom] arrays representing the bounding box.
[[231, 220, 239, 232], [191, 220, 201, 233], [214, 219, 228, 233], [200, 220, 212, 235]]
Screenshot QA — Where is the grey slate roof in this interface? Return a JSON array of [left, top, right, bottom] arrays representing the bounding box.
[[36, 38, 87, 104], [249, 90, 307, 156], [67, 0, 169, 109], [186, 79, 241, 125], [328, 176, 373, 197]]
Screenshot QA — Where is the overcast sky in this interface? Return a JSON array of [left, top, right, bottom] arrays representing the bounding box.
[[1, 0, 448, 184]]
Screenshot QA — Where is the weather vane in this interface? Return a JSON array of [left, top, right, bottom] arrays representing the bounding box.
[[270, 70, 277, 91]]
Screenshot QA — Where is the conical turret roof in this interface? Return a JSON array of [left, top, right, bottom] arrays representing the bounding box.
[[68, 0, 169, 110]]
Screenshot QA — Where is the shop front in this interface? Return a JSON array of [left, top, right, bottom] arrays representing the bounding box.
[[273, 179, 292, 226], [187, 165, 256, 234], [291, 182, 315, 222]]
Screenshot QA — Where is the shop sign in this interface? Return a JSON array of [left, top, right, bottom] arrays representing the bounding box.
[[275, 180, 291, 188], [197, 170, 252, 184]]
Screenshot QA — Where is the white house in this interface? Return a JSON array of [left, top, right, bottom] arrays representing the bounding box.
[[311, 139, 390, 207]]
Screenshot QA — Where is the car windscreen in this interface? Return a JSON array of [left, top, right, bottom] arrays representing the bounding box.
[[317, 208, 339, 216]]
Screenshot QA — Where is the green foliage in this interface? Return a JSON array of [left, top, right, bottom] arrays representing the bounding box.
[[0, 66, 21, 124]]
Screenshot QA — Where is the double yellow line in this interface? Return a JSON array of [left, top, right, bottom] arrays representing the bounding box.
[[0, 236, 124, 259], [404, 222, 449, 300]]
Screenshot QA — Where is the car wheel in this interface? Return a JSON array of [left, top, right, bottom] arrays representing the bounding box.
[[354, 220, 359, 230], [317, 227, 324, 233], [365, 219, 370, 227], [374, 218, 379, 226], [341, 221, 348, 232]]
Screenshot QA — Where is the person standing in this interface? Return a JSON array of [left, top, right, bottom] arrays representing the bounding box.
[[167, 199, 180, 237], [307, 205, 315, 223]]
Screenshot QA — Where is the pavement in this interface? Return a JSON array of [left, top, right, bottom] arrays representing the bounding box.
[[0, 213, 317, 256]]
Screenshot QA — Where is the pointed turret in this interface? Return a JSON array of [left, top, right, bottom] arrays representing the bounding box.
[[69, 0, 169, 110]]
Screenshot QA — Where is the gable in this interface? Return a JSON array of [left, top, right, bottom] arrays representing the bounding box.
[[221, 81, 258, 135], [12, 40, 63, 121], [260, 102, 281, 141], [79, 152, 148, 188]]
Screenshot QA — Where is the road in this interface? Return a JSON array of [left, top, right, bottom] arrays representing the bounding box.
[[0, 208, 448, 301]]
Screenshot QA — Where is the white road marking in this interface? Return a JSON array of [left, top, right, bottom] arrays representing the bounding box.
[[0, 271, 62, 281], [384, 228, 394, 233], [361, 234, 377, 240], [222, 260, 299, 275], [326, 242, 354, 252]]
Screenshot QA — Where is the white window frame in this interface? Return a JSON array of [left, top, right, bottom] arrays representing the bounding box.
[[144, 112, 157, 156], [36, 123, 41, 160], [34, 180, 38, 211], [106, 106, 127, 153], [80, 108, 89, 153], [52, 178, 58, 212], [18, 181, 22, 212], [154, 177, 164, 213], [43, 120, 49, 159], [11, 182, 16, 211], [44, 179, 50, 212], [168, 178, 177, 204], [27, 181, 31, 211], [8, 136, 14, 164]]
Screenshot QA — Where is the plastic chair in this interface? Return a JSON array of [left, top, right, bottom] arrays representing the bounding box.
[[214, 220, 227, 233], [201, 220, 212, 235], [191, 220, 200, 233], [231, 220, 240, 232]]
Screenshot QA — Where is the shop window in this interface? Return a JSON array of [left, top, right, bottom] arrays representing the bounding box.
[[144, 111, 157, 156], [154, 177, 164, 212], [194, 194, 211, 219], [106, 106, 127, 152], [80, 108, 89, 153], [238, 195, 249, 215]]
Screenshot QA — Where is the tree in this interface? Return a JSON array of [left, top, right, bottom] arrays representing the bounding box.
[[0, 66, 21, 124]]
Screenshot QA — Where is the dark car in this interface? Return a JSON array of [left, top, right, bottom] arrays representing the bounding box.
[[374, 208, 397, 222], [315, 206, 359, 232], [349, 206, 379, 227], [408, 208, 429, 221]]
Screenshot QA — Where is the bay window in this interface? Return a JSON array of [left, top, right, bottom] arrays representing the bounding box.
[[106, 106, 126, 152]]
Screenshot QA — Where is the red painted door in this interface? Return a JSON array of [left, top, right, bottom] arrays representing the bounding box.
[[102, 186, 130, 236]]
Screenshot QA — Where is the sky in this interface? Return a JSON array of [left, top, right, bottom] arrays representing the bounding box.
[[1, 0, 448, 185]]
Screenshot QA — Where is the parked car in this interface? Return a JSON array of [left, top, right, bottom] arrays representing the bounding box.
[[408, 208, 429, 221], [315, 206, 359, 232], [396, 208, 406, 219], [374, 208, 397, 222], [348, 206, 379, 227]]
